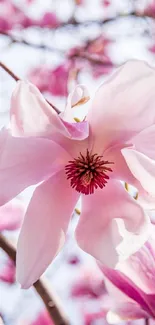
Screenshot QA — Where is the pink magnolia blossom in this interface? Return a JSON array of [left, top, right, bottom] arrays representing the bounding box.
[[0, 60, 154, 289], [28, 63, 70, 97], [100, 226, 155, 320]]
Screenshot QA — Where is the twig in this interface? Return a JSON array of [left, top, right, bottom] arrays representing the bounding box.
[[54, 11, 155, 28], [70, 51, 113, 66], [0, 32, 114, 68], [0, 233, 69, 325], [0, 61, 60, 114], [0, 61, 19, 82], [0, 31, 64, 55]]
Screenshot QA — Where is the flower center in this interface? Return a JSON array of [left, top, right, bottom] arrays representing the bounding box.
[[65, 149, 113, 195]]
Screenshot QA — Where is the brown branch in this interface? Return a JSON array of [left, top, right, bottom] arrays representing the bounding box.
[[0, 11, 153, 37], [0, 61, 20, 82], [0, 233, 69, 325], [0, 31, 64, 55], [51, 11, 155, 28], [70, 52, 113, 66], [0, 61, 61, 114], [0, 11, 152, 54], [0, 35, 114, 68]]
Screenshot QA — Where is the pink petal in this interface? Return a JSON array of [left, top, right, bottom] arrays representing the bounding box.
[[61, 84, 90, 122], [0, 129, 70, 205], [17, 169, 79, 288], [133, 125, 155, 160], [122, 148, 155, 196], [87, 60, 155, 152], [0, 198, 25, 231], [11, 81, 89, 140], [76, 180, 149, 267], [105, 144, 138, 185], [102, 267, 153, 318], [120, 241, 155, 295]]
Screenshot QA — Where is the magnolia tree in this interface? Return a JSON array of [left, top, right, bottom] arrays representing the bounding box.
[[1, 0, 155, 325]]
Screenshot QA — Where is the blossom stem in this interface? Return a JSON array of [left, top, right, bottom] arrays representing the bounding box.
[[0, 61, 61, 114], [0, 233, 69, 325], [145, 319, 149, 325]]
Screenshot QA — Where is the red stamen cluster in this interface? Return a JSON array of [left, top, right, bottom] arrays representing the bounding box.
[[65, 149, 113, 195]]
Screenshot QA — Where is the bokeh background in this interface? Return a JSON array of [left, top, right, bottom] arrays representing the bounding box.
[[1, 1, 155, 324]]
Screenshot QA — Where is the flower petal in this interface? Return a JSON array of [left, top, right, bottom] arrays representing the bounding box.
[[105, 144, 138, 184], [0, 198, 25, 231], [16, 169, 79, 288], [61, 84, 90, 122], [102, 267, 154, 318], [0, 129, 70, 205], [76, 180, 149, 267], [11, 81, 89, 140], [122, 148, 155, 196], [119, 238, 155, 295], [87, 60, 155, 152], [133, 125, 155, 160]]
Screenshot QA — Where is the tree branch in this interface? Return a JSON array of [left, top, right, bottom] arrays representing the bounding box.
[[0, 61, 20, 82], [0, 61, 61, 114], [70, 51, 113, 66], [55, 11, 155, 28], [0, 233, 69, 325], [0, 31, 64, 55]]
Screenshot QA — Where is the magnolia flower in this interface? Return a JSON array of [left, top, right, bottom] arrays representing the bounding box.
[[1, 60, 155, 289], [101, 227, 155, 321]]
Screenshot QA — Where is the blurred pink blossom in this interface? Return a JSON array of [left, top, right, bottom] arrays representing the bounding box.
[[69, 36, 113, 77], [28, 63, 70, 97], [0, 0, 59, 31], [102, 0, 111, 7], [39, 12, 60, 28], [70, 267, 109, 324], [30, 312, 54, 325], [87, 36, 112, 56], [149, 43, 155, 53], [0, 0, 31, 31], [0, 60, 153, 288], [0, 198, 25, 284], [144, 1, 155, 17], [75, 0, 84, 5], [0, 260, 15, 284], [91, 61, 113, 78]]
